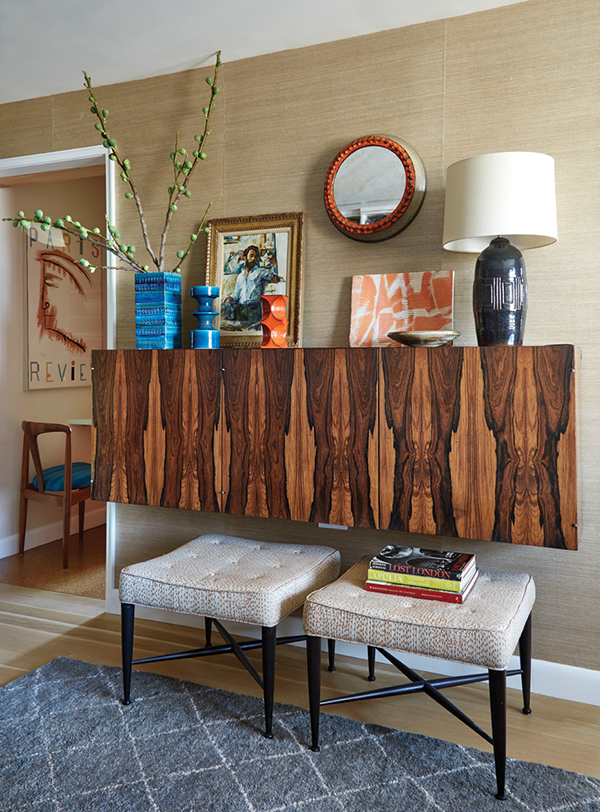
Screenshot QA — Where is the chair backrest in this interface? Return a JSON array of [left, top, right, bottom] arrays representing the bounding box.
[[21, 421, 72, 494]]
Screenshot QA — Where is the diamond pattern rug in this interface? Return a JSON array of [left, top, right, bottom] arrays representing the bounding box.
[[1, 658, 599, 811]]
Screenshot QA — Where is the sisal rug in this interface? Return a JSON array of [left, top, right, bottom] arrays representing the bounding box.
[[1, 658, 599, 812]]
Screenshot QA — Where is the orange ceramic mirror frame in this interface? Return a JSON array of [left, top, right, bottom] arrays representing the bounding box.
[[324, 135, 426, 242]]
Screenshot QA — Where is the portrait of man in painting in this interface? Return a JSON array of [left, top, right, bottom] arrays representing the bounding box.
[[219, 232, 287, 332]]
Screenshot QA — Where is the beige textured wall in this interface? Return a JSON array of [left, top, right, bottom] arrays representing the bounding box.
[[1, 0, 598, 669]]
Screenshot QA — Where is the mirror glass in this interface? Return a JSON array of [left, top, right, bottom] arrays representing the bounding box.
[[324, 135, 426, 242], [333, 146, 407, 225]]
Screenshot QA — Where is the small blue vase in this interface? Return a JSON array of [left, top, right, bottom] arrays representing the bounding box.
[[135, 271, 182, 349], [190, 286, 220, 349]]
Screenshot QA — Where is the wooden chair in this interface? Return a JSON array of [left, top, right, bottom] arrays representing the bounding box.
[[19, 421, 92, 569]]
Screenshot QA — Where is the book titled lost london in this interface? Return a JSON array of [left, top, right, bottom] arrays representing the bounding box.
[[369, 545, 476, 581]]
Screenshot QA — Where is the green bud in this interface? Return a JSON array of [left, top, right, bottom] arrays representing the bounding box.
[[95, 122, 102, 131], [125, 192, 133, 199], [65, 215, 73, 222], [12, 220, 19, 228], [184, 161, 192, 169], [93, 227, 101, 234], [129, 245, 136, 252], [41, 223, 50, 231], [193, 150, 199, 158], [90, 106, 97, 114], [88, 96, 94, 102], [205, 76, 213, 86], [17, 211, 24, 217], [200, 152, 207, 160], [89, 267, 96, 273], [190, 234, 197, 242], [170, 152, 176, 160], [195, 133, 202, 141], [108, 224, 116, 233], [182, 168, 189, 175], [184, 190, 191, 197], [212, 103, 216, 110], [74, 221, 81, 227], [178, 148, 187, 155], [102, 109, 108, 117], [108, 138, 116, 147], [79, 259, 89, 267], [203, 226, 210, 233], [170, 204, 177, 212], [34, 209, 43, 219], [143, 265, 149, 271], [43, 216, 51, 224], [121, 172, 127, 181], [103, 140, 110, 148], [109, 153, 117, 161], [175, 162, 182, 170], [54, 219, 64, 228], [213, 86, 220, 94], [202, 108, 208, 117], [177, 250, 185, 259], [79, 228, 88, 238], [178, 185, 185, 191], [114, 231, 120, 238], [123, 159, 131, 170], [21, 220, 31, 230], [168, 186, 174, 195]]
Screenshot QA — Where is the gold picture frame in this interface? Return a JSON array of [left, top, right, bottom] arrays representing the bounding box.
[[205, 212, 304, 347]]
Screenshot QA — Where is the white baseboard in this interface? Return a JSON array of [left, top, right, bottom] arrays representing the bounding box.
[[0, 506, 106, 559], [108, 589, 600, 708]]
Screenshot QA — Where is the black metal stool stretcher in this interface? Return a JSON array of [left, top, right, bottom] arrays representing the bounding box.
[[119, 533, 340, 738], [303, 557, 535, 800]]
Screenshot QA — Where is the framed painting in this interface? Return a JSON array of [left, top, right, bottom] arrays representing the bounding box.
[[26, 226, 103, 389], [349, 270, 454, 347], [205, 212, 304, 347]]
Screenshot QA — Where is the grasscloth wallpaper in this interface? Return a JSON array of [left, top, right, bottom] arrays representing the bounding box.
[[1, 0, 598, 670]]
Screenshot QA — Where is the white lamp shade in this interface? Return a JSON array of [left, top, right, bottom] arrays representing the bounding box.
[[442, 151, 558, 253]]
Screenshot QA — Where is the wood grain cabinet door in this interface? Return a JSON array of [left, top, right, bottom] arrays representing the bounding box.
[[220, 348, 379, 527], [299, 348, 379, 528], [378, 345, 577, 549], [92, 350, 222, 512]]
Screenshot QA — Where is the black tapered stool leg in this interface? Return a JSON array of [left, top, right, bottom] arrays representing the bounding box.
[[489, 669, 507, 800], [262, 625, 277, 739], [519, 614, 532, 714], [367, 645, 376, 681], [307, 635, 322, 752], [327, 638, 336, 672], [121, 602, 135, 706], [204, 617, 213, 648]]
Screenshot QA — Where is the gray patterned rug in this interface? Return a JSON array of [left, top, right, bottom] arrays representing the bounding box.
[[1, 658, 599, 812]]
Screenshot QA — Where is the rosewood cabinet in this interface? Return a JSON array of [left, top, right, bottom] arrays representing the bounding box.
[[92, 345, 577, 549]]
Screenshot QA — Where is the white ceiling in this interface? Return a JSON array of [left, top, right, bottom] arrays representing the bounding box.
[[1, 0, 526, 106]]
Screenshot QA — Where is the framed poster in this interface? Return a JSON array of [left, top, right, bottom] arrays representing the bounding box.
[[26, 226, 103, 389], [205, 212, 304, 347]]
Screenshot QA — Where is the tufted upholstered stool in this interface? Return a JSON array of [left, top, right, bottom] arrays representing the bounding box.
[[119, 533, 340, 738], [303, 556, 535, 800]]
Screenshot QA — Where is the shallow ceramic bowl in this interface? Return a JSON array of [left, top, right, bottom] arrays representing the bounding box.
[[387, 330, 461, 347]]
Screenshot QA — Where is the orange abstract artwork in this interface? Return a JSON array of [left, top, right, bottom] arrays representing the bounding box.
[[349, 270, 454, 347]]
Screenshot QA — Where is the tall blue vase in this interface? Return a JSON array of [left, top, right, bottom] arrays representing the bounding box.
[[190, 285, 220, 349], [135, 271, 182, 349]]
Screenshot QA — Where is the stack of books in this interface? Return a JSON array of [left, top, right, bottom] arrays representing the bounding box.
[[366, 545, 478, 604]]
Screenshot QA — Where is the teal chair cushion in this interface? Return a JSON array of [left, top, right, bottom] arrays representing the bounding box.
[[33, 462, 92, 492]]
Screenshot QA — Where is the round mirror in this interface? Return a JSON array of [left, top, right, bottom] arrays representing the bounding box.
[[324, 135, 426, 242]]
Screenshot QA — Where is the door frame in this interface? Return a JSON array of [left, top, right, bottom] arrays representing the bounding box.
[[0, 145, 117, 609]]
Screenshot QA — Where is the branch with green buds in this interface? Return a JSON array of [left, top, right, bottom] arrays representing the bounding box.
[[2, 51, 222, 274]]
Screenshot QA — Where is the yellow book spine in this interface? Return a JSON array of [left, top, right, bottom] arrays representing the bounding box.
[[366, 568, 466, 592]]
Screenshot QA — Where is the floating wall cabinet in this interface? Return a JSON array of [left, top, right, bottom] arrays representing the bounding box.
[[92, 345, 577, 549]]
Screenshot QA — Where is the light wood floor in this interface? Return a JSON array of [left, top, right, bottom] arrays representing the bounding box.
[[1, 582, 599, 779]]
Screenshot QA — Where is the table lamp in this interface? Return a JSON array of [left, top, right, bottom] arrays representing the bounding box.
[[442, 151, 557, 346]]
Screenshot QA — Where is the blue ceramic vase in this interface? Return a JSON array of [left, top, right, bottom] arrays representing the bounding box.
[[135, 271, 182, 349], [190, 285, 220, 349]]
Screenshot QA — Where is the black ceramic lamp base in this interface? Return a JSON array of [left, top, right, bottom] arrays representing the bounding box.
[[473, 236, 527, 346]]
